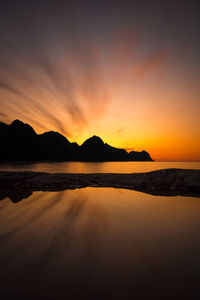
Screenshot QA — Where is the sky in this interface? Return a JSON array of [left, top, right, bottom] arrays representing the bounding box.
[[0, 0, 199, 161]]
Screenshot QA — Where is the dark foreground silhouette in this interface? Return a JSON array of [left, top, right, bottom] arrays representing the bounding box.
[[0, 168, 199, 202], [0, 119, 153, 161]]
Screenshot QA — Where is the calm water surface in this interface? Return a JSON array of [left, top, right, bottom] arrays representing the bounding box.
[[0, 161, 199, 173], [0, 188, 200, 299]]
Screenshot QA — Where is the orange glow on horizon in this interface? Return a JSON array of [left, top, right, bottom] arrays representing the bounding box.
[[0, 31, 199, 162]]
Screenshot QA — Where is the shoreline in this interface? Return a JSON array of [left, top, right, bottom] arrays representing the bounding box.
[[0, 168, 200, 201]]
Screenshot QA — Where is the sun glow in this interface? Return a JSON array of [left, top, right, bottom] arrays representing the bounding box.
[[0, 3, 199, 161]]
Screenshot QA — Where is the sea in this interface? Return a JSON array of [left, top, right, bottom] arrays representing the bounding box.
[[0, 161, 200, 299], [0, 160, 199, 173]]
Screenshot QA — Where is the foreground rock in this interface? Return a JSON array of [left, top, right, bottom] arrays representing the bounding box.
[[0, 168, 200, 202]]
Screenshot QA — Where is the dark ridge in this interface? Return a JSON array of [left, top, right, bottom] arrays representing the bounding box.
[[0, 120, 153, 162]]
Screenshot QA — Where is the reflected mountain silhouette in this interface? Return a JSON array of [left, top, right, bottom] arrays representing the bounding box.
[[0, 120, 153, 161]]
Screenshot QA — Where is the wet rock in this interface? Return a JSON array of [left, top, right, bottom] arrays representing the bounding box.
[[0, 169, 199, 200]]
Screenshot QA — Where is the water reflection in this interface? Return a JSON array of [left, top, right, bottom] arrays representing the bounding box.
[[0, 188, 200, 299], [0, 161, 200, 173], [0, 190, 33, 202]]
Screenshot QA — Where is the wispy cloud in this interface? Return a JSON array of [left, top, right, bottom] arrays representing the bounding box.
[[133, 50, 170, 82]]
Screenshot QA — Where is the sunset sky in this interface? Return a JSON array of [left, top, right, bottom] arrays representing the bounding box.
[[0, 0, 199, 161]]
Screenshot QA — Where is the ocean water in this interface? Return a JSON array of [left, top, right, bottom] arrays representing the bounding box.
[[0, 187, 200, 299], [0, 161, 199, 173]]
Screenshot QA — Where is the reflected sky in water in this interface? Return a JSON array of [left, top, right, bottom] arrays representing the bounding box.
[[0, 161, 200, 173], [0, 188, 200, 299]]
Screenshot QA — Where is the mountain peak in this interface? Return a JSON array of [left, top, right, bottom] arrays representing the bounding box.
[[90, 135, 104, 143], [10, 119, 36, 135], [82, 135, 104, 147], [11, 119, 25, 126], [40, 131, 70, 144]]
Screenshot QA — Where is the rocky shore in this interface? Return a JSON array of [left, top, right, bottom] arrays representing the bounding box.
[[0, 168, 200, 202]]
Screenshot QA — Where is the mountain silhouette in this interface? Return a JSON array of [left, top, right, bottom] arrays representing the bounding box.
[[0, 120, 153, 161], [78, 135, 130, 161]]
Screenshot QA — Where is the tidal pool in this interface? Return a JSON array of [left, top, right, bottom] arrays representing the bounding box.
[[0, 188, 200, 299]]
